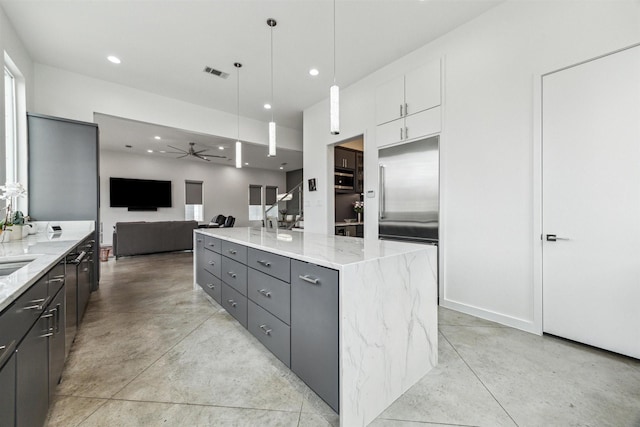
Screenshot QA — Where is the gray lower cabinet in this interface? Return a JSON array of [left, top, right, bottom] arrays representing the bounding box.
[[48, 286, 66, 401], [291, 260, 340, 413], [203, 248, 221, 278], [248, 268, 291, 324], [248, 301, 290, 367], [221, 256, 248, 296], [0, 349, 16, 427], [199, 270, 222, 304], [221, 283, 248, 328], [16, 313, 50, 427]]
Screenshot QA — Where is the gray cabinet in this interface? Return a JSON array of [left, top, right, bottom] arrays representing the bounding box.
[[248, 268, 290, 324], [290, 260, 340, 412], [248, 301, 290, 367], [195, 235, 205, 287], [204, 249, 221, 278], [16, 313, 50, 427], [200, 270, 222, 304], [221, 256, 248, 296], [0, 350, 16, 427], [221, 283, 248, 328], [247, 248, 290, 283]]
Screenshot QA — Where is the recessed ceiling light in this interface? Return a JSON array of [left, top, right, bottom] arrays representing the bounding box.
[[147, 149, 153, 153], [154, 136, 161, 140], [264, 103, 272, 110], [107, 55, 121, 64], [218, 146, 224, 150], [244, 162, 249, 166], [279, 166, 284, 170], [309, 68, 319, 76]]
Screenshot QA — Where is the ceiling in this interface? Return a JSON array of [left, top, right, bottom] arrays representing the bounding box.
[[1, 0, 502, 171], [94, 113, 304, 171]]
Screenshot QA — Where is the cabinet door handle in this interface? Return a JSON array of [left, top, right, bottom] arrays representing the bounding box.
[[197, 239, 203, 242], [298, 274, 319, 285], [207, 284, 216, 289], [227, 272, 237, 279], [227, 299, 237, 308], [23, 296, 50, 311], [48, 278, 64, 284], [259, 324, 272, 335], [208, 243, 215, 247], [228, 249, 237, 255], [208, 261, 215, 265], [379, 165, 386, 219], [39, 332, 54, 338], [0, 340, 16, 367], [405, 102, 408, 116], [400, 127, 403, 140], [257, 260, 271, 267], [55, 303, 61, 334], [258, 289, 272, 298], [405, 127, 408, 140], [400, 104, 403, 117]]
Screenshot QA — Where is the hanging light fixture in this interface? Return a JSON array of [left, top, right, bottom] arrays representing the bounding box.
[[330, 0, 340, 135], [234, 62, 243, 169], [267, 18, 277, 156]]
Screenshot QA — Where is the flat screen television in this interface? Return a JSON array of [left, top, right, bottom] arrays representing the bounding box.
[[110, 177, 172, 210]]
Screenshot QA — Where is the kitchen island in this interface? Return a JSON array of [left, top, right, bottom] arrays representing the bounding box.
[[194, 227, 438, 427]]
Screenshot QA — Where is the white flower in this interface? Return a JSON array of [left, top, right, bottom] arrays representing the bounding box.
[[0, 182, 27, 199]]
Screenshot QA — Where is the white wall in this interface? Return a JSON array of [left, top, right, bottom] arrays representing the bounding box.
[[0, 4, 33, 195], [303, 0, 640, 333], [33, 64, 302, 152], [100, 150, 285, 245]]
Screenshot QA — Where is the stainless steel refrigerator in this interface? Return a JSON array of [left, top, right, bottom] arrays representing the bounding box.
[[378, 135, 439, 244]]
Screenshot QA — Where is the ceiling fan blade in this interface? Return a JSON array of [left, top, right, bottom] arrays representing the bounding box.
[[193, 154, 211, 162], [193, 149, 212, 155], [167, 145, 187, 153], [176, 154, 189, 159], [165, 151, 185, 154], [207, 155, 227, 158]]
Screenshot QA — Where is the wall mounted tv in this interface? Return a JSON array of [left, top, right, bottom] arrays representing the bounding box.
[[110, 177, 172, 211]]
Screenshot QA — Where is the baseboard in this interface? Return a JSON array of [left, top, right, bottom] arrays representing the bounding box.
[[439, 299, 541, 335]]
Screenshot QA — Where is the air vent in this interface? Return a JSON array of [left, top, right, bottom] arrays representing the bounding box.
[[203, 66, 229, 79]]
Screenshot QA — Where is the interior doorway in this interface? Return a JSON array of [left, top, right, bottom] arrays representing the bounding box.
[[541, 44, 640, 359], [333, 135, 364, 238]]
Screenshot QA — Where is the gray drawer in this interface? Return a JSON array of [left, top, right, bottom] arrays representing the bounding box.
[[0, 276, 49, 350], [199, 270, 222, 305], [204, 235, 221, 254], [221, 240, 248, 264], [47, 261, 66, 296], [204, 249, 221, 278], [248, 300, 291, 367], [247, 248, 290, 283], [221, 283, 247, 328], [221, 256, 248, 296], [248, 268, 291, 325]]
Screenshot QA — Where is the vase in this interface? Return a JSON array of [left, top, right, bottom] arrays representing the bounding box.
[[357, 212, 362, 223], [12, 225, 23, 241]]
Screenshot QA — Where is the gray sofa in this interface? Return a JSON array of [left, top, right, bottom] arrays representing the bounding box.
[[113, 220, 198, 258]]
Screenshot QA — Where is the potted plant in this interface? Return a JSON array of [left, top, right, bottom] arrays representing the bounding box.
[[0, 182, 27, 242]]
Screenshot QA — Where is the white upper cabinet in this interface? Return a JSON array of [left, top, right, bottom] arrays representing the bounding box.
[[375, 59, 442, 147], [375, 76, 405, 125], [405, 60, 441, 116]]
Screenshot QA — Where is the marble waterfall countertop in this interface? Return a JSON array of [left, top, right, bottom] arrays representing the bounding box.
[[195, 226, 429, 270], [196, 227, 438, 426], [0, 221, 95, 312]]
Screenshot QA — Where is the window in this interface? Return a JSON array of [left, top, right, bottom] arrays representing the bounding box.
[[185, 180, 203, 221], [248, 185, 262, 221], [4, 66, 16, 184]]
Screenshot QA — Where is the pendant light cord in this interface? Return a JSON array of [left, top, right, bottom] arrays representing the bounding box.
[[333, 0, 336, 85]]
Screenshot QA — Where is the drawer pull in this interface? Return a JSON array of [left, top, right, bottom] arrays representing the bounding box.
[[227, 299, 237, 308], [298, 275, 319, 285], [208, 261, 216, 265], [48, 278, 64, 284], [0, 340, 16, 367], [23, 296, 51, 311], [197, 239, 203, 242], [228, 272, 237, 279], [258, 289, 272, 298], [207, 284, 216, 289], [257, 260, 272, 267], [228, 249, 238, 255], [208, 243, 215, 247], [259, 324, 272, 335], [39, 331, 54, 338]]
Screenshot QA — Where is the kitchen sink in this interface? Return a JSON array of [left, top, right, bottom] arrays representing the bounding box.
[[0, 255, 38, 277]]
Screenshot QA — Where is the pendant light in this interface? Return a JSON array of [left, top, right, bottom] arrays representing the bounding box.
[[330, 0, 340, 135], [267, 18, 277, 157], [234, 62, 243, 169]]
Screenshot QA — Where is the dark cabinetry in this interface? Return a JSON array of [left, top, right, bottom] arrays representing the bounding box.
[[0, 351, 16, 427], [355, 151, 364, 194], [335, 147, 356, 170], [48, 287, 65, 401]]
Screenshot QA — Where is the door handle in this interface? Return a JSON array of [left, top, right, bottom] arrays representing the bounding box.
[[379, 165, 386, 219], [546, 234, 570, 242]]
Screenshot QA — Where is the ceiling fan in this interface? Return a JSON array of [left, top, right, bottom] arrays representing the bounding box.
[[166, 142, 225, 162]]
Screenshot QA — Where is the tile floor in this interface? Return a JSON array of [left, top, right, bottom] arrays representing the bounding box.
[[46, 252, 640, 426]]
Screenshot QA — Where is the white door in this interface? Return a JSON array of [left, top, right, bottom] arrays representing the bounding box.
[[542, 45, 640, 359]]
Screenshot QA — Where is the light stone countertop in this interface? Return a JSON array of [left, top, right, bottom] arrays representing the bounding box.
[[335, 221, 364, 226], [195, 226, 433, 270], [0, 221, 94, 312]]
